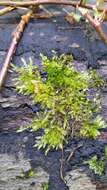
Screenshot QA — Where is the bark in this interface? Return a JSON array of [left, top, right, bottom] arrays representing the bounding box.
[[0, 10, 33, 90]]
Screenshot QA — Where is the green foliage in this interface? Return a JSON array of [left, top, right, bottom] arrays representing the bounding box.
[[86, 146, 107, 175], [86, 155, 104, 175], [19, 169, 34, 179], [14, 54, 106, 154], [80, 115, 106, 138], [13, 58, 39, 95], [42, 182, 49, 190]]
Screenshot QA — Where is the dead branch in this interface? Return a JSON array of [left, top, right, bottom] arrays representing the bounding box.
[[0, 6, 15, 16], [66, 143, 83, 162], [87, 16, 107, 44], [0, 0, 106, 13], [78, 7, 107, 44], [32, 12, 53, 19], [60, 147, 65, 182], [0, 10, 33, 90]]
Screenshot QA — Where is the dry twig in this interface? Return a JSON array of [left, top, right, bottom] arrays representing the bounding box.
[[0, 10, 33, 90], [32, 12, 53, 19], [0, 6, 15, 16], [66, 143, 83, 162], [78, 7, 107, 44], [60, 147, 65, 182], [0, 0, 106, 13]]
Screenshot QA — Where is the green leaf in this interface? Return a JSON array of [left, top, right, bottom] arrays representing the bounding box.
[[86, 156, 104, 175], [42, 182, 49, 190]]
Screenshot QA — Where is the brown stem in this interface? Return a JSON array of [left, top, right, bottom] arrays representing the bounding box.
[[0, 6, 15, 16], [86, 15, 107, 44], [0, 10, 32, 90], [32, 12, 53, 19], [78, 8, 107, 44], [0, 0, 106, 12], [79, 0, 85, 6], [66, 143, 83, 162], [60, 147, 65, 181]]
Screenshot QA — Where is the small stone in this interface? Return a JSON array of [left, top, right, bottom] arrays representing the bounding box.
[[23, 136, 28, 143], [70, 43, 80, 48], [65, 168, 96, 190]]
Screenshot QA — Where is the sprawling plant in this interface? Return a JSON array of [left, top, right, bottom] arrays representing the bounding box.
[[14, 54, 106, 154], [86, 146, 107, 175], [0, 0, 107, 90]]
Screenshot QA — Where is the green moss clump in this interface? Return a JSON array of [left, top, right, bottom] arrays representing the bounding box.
[[14, 54, 106, 154]]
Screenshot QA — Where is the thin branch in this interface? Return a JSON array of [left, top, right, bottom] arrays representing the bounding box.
[[60, 147, 65, 182], [0, 0, 106, 13], [0, 10, 33, 90], [66, 143, 83, 162], [0, 6, 15, 16], [32, 12, 53, 19], [78, 7, 107, 44]]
